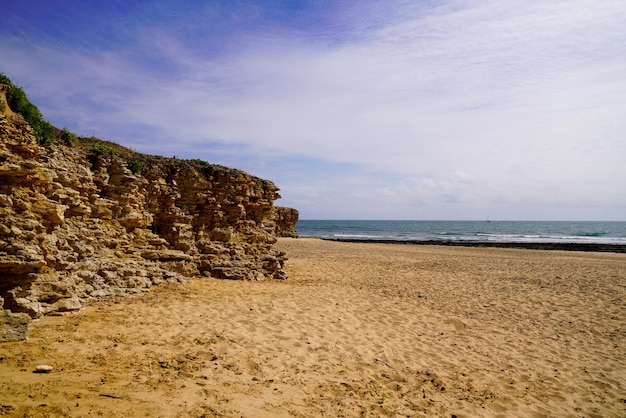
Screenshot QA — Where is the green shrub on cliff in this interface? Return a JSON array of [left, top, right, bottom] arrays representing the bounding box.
[[88, 141, 123, 156], [60, 127, 78, 146], [0, 72, 56, 145], [0, 73, 11, 85], [191, 158, 209, 165], [127, 159, 144, 174], [88, 141, 148, 174]]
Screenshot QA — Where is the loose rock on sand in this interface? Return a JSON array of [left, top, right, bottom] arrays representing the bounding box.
[[33, 365, 53, 374]]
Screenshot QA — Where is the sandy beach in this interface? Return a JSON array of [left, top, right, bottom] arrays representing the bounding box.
[[1, 238, 625, 417]]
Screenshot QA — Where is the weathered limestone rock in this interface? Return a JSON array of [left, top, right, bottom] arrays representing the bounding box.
[[0, 84, 298, 341], [0, 297, 31, 342], [274, 206, 299, 237]]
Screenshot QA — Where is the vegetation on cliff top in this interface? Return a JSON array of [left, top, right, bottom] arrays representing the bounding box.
[[0, 73, 274, 187], [0, 73, 55, 145], [1, 73, 182, 173]]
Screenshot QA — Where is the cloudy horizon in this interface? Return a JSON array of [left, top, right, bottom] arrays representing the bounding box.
[[2, 0, 625, 220]]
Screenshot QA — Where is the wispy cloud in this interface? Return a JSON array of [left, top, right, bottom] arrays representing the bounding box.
[[1, 0, 625, 219]]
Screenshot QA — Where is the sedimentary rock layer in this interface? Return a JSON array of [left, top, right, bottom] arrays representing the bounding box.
[[274, 206, 299, 238], [0, 85, 296, 340]]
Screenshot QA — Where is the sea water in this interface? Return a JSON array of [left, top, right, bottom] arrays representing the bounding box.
[[296, 220, 626, 245]]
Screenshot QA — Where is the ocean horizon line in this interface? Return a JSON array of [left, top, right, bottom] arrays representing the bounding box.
[[298, 219, 626, 223], [294, 220, 626, 251]]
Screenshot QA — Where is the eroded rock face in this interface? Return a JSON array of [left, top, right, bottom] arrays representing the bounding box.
[[0, 296, 30, 342], [274, 207, 299, 237], [0, 86, 296, 340]]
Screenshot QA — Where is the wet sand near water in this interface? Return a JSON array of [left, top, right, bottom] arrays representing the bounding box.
[[1, 238, 625, 417]]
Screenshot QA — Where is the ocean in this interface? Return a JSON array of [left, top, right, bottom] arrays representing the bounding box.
[[296, 220, 626, 245]]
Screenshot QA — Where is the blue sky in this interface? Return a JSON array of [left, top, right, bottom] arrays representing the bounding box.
[[2, 0, 625, 220]]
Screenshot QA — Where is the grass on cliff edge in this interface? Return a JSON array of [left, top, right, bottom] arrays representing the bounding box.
[[0, 74, 101, 151], [0, 73, 200, 172], [0, 73, 260, 180], [80, 136, 237, 177], [0, 73, 55, 146]]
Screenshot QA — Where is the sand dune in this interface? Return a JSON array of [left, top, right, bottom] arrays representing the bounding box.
[[1, 238, 624, 417]]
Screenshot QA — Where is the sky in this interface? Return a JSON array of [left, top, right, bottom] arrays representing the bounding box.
[[1, 0, 625, 220]]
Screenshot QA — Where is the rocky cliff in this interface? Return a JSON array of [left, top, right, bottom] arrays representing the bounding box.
[[274, 206, 299, 238], [0, 83, 297, 341]]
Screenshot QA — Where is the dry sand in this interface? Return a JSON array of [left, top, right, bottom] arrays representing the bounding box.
[[1, 238, 625, 417]]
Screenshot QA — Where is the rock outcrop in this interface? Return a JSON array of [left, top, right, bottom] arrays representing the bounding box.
[[273, 206, 299, 237], [0, 296, 31, 342], [0, 83, 296, 341]]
